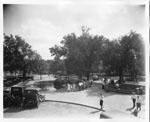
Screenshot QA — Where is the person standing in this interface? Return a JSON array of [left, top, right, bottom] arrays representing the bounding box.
[[79, 82, 82, 91], [73, 83, 76, 91], [83, 80, 86, 89], [101, 78, 105, 89], [89, 79, 93, 87], [67, 82, 71, 92], [99, 93, 104, 110], [82, 80, 84, 90], [81, 81, 84, 90], [136, 95, 142, 111], [131, 92, 136, 108], [70, 82, 73, 92]]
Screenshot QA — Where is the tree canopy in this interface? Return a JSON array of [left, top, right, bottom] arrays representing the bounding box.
[[4, 34, 46, 80], [50, 28, 145, 80]]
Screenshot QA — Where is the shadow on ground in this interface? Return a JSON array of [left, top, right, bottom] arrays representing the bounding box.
[[126, 107, 134, 111], [4, 106, 41, 113], [4, 107, 25, 113], [90, 110, 101, 114]]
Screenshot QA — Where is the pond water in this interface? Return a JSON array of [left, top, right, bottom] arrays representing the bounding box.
[[33, 80, 55, 91]]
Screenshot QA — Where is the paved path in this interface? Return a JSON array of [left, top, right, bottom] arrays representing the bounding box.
[[4, 102, 101, 119], [43, 83, 145, 119], [4, 77, 146, 119]]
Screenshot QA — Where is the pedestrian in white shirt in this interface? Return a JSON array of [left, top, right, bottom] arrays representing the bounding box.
[[67, 82, 71, 92], [99, 93, 104, 110], [131, 92, 136, 108], [79, 82, 82, 91], [73, 83, 76, 91], [81, 81, 84, 90], [70, 82, 73, 92], [136, 95, 142, 111], [89, 79, 93, 87]]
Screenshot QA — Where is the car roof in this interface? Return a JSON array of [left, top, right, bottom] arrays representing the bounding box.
[[11, 85, 26, 88], [25, 87, 41, 91], [4, 87, 11, 91]]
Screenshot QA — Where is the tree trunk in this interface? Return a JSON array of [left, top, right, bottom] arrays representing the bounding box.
[[134, 71, 138, 83], [40, 70, 42, 80], [118, 67, 124, 84], [86, 70, 90, 80], [23, 68, 26, 81], [86, 62, 92, 80]]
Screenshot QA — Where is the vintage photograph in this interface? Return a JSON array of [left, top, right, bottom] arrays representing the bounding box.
[[3, 1, 148, 120]]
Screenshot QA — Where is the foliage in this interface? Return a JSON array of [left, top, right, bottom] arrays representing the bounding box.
[[50, 28, 145, 81], [48, 59, 66, 74], [4, 34, 43, 80], [102, 31, 145, 81], [119, 31, 145, 78], [50, 27, 108, 79]]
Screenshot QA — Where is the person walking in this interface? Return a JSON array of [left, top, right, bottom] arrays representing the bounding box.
[[136, 95, 142, 111], [131, 92, 136, 108], [99, 93, 104, 110]]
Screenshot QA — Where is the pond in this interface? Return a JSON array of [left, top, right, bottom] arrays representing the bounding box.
[[34, 80, 55, 91], [25, 80, 56, 91]]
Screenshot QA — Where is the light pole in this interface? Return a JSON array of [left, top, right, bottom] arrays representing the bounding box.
[[99, 61, 102, 78], [23, 55, 29, 81]]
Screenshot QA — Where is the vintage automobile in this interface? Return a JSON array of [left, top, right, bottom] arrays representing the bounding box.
[[4, 76, 22, 86], [18, 75, 34, 80], [104, 83, 145, 95], [4, 75, 34, 87], [22, 87, 45, 108], [53, 76, 68, 89], [11, 85, 26, 106], [92, 75, 99, 81]]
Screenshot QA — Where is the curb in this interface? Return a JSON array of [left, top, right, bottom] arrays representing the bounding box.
[[45, 99, 101, 111]]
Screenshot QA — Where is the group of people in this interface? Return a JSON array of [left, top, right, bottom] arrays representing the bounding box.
[[67, 79, 93, 92], [98, 92, 143, 112], [67, 82, 76, 92], [78, 79, 92, 91], [131, 92, 142, 111]]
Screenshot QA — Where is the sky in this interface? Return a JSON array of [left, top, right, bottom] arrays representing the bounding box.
[[3, 2, 146, 60]]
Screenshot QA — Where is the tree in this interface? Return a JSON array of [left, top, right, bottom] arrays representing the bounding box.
[[102, 31, 145, 82], [4, 34, 22, 73], [119, 31, 145, 80], [77, 28, 108, 79], [102, 39, 121, 75], [49, 59, 66, 75], [4, 34, 43, 80], [50, 27, 108, 80], [50, 28, 145, 81]]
